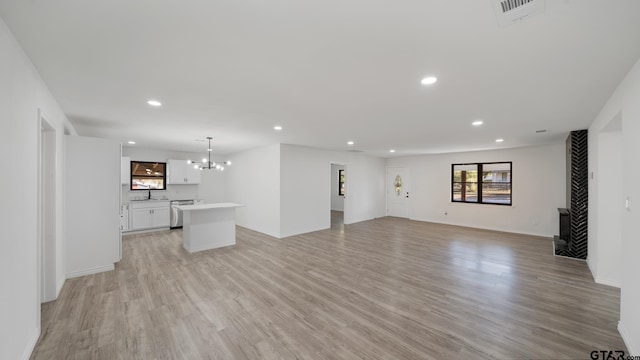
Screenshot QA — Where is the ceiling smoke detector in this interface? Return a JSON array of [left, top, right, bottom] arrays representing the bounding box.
[[492, 0, 545, 27]]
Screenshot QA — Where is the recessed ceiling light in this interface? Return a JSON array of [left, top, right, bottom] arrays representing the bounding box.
[[496, 138, 504, 143], [127, 141, 136, 145], [389, 149, 396, 153], [347, 141, 354, 145], [274, 125, 283, 131], [420, 76, 438, 85], [147, 100, 162, 107], [472, 120, 484, 126]]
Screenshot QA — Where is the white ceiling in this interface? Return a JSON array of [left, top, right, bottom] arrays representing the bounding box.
[[2, 0, 640, 157]]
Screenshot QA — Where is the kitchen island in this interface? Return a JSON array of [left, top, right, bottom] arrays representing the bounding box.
[[175, 202, 244, 253]]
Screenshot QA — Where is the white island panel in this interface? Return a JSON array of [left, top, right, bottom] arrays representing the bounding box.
[[177, 203, 244, 253]]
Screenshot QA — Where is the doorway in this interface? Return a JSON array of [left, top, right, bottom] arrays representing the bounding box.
[[38, 112, 57, 303], [387, 167, 410, 218], [330, 163, 346, 229]]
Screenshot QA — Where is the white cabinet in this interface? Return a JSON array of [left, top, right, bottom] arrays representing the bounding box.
[[167, 159, 186, 184], [129, 201, 170, 231], [151, 206, 170, 227], [121, 204, 130, 231], [131, 208, 153, 229], [185, 164, 202, 184], [121, 156, 131, 185], [131, 207, 152, 229], [167, 159, 201, 184]]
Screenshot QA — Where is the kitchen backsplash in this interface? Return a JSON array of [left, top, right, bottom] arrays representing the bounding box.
[[122, 184, 199, 202]]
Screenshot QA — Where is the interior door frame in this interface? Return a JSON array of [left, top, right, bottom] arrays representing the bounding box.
[[37, 109, 58, 309], [329, 161, 348, 224]]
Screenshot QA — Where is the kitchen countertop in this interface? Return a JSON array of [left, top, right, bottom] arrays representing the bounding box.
[[123, 198, 202, 205], [176, 203, 243, 211], [122, 199, 170, 205], [129, 199, 170, 202]]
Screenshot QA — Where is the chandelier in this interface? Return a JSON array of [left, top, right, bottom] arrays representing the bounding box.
[[188, 137, 231, 171]]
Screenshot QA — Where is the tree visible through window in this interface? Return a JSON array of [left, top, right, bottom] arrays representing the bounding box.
[[451, 162, 512, 205]]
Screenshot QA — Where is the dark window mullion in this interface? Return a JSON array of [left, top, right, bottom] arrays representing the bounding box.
[[461, 170, 467, 202], [478, 164, 483, 203]]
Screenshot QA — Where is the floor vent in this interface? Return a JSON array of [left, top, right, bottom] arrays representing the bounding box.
[[492, 0, 545, 26]]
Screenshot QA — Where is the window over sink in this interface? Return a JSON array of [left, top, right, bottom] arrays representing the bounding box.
[[130, 161, 167, 190]]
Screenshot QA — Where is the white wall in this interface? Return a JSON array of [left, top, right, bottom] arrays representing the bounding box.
[[386, 144, 566, 237], [0, 16, 77, 360], [588, 127, 623, 287], [280, 145, 334, 237], [343, 152, 387, 224], [64, 136, 121, 277], [588, 57, 640, 355], [199, 170, 227, 204], [279, 145, 386, 238], [225, 144, 281, 238], [331, 164, 345, 211]]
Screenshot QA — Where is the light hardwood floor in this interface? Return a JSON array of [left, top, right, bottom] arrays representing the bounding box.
[[32, 215, 625, 359]]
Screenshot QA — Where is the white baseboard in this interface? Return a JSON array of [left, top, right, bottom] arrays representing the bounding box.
[[66, 264, 114, 279], [618, 321, 637, 355], [586, 258, 621, 287], [410, 217, 552, 238], [586, 257, 596, 279], [183, 242, 235, 254], [594, 276, 621, 288], [122, 227, 170, 236], [344, 216, 376, 226], [56, 276, 65, 298], [21, 328, 40, 360]]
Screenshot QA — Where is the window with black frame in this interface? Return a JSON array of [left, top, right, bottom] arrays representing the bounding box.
[[130, 161, 167, 190], [451, 162, 512, 205]]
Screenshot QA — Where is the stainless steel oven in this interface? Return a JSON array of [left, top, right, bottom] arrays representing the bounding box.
[[170, 200, 194, 228]]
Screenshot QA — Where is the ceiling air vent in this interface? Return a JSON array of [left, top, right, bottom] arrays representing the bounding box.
[[492, 0, 545, 27], [500, 0, 533, 13]]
